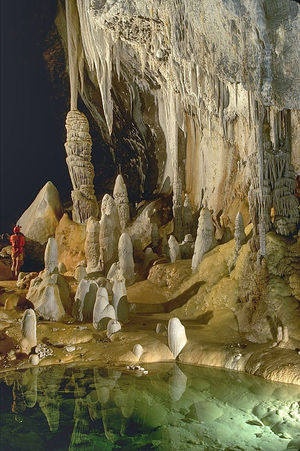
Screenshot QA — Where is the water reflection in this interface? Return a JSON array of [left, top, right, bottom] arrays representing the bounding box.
[[0, 364, 299, 451]]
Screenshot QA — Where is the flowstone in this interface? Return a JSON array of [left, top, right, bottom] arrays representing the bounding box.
[[113, 174, 130, 231]]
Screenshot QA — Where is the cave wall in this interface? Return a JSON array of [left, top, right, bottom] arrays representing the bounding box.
[[58, 0, 299, 234]]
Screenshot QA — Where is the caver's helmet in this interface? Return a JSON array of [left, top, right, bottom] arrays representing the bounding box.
[[13, 225, 21, 234]]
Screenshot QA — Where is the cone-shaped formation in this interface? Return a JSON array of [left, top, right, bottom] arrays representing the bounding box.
[[133, 344, 144, 360], [72, 279, 98, 322], [182, 194, 193, 237], [168, 235, 181, 263], [168, 318, 187, 359], [93, 287, 116, 330], [113, 174, 130, 231], [64, 110, 98, 223], [99, 195, 121, 274], [112, 278, 129, 323], [118, 233, 135, 284], [234, 211, 246, 254], [107, 319, 121, 338], [75, 265, 87, 282], [45, 237, 58, 274], [180, 234, 194, 259], [21, 309, 37, 354], [36, 285, 66, 322], [85, 217, 100, 273], [191, 206, 217, 272]]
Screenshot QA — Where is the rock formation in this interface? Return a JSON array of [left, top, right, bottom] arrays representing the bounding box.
[[44, 237, 58, 274], [168, 318, 187, 359], [133, 344, 144, 360], [113, 174, 130, 231], [107, 319, 121, 338], [64, 111, 99, 224], [20, 309, 37, 354], [55, 213, 86, 271], [182, 194, 194, 237], [72, 279, 98, 322], [179, 234, 194, 259], [75, 264, 87, 282], [112, 278, 129, 323], [93, 287, 116, 330], [99, 194, 121, 274], [118, 232, 135, 284], [168, 235, 181, 263], [36, 285, 66, 322], [17, 181, 63, 245], [85, 217, 100, 273], [234, 212, 246, 255], [192, 206, 217, 272]]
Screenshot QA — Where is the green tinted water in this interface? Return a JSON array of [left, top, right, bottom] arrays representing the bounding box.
[[0, 363, 299, 451]]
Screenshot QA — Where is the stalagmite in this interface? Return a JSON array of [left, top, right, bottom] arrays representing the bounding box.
[[234, 212, 246, 254], [168, 235, 181, 263], [113, 174, 130, 231], [192, 206, 217, 272], [133, 344, 144, 360], [112, 278, 129, 323], [118, 233, 135, 284], [36, 285, 66, 322], [75, 264, 87, 282], [93, 287, 116, 330], [58, 262, 67, 274], [182, 194, 193, 237], [99, 194, 121, 274], [64, 111, 99, 223], [20, 309, 37, 354], [168, 318, 187, 359], [107, 319, 121, 338], [179, 234, 194, 259], [45, 237, 58, 274], [72, 279, 98, 322], [85, 217, 100, 273]]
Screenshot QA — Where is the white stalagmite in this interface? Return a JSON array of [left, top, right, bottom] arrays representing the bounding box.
[[234, 211, 246, 254], [113, 174, 130, 231], [93, 287, 116, 330], [21, 309, 37, 354], [182, 194, 193, 237], [168, 235, 181, 263], [72, 279, 98, 322], [107, 319, 121, 338], [99, 194, 121, 274], [112, 277, 129, 323], [133, 344, 144, 360], [74, 265, 87, 282], [85, 217, 100, 273], [44, 238, 58, 274], [36, 285, 66, 322], [118, 233, 135, 284], [168, 318, 187, 359], [191, 206, 217, 272]]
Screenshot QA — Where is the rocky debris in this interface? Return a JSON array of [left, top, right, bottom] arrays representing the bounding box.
[[85, 217, 100, 273], [17, 272, 39, 289], [113, 174, 130, 231], [126, 364, 148, 375], [17, 181, 63, 245], [20, 309, 37, 354], [168, 317, 187, 359], [64, 110, 99, 223], [192, 206, 217, 272]]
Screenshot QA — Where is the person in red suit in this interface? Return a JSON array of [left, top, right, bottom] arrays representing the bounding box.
[[9, 226, 25, 279]]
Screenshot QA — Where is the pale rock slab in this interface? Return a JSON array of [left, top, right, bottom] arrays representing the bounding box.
[[36, 285, 66, 322], [72, 279, 98, 322], [44, 237, 58, 274], [21, 309, 37, 354], [168, 235, 181, 263], [192, 206, 217, 272], [168, 317, 187, 359], [85, 216, 100, 273], [113, 174, 130, 231], [18, 181, 63, 245], [107, 319, 121, 338], [118, 232, 135, 284]]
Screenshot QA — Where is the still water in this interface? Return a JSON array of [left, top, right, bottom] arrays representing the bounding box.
[[0, 363, 299, 451]]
